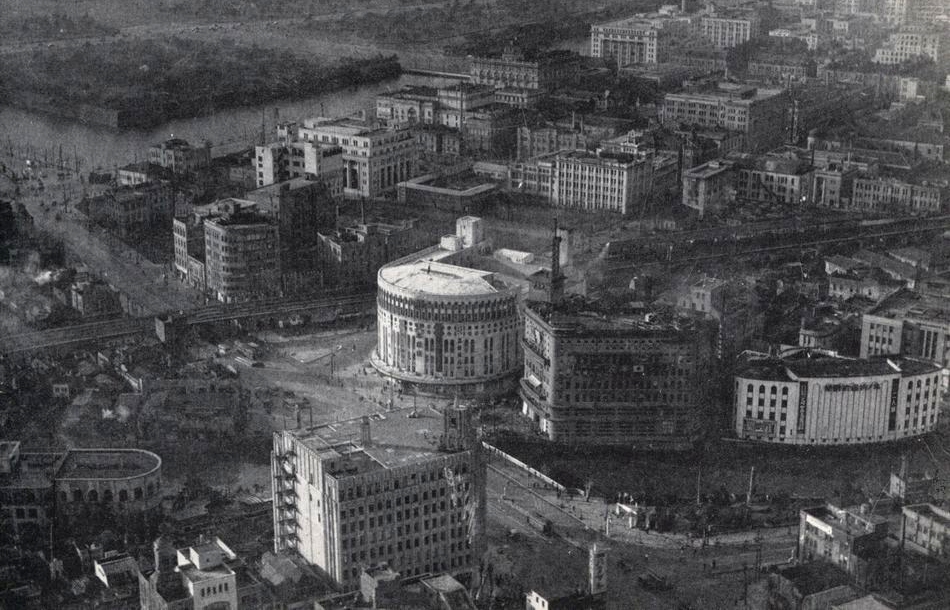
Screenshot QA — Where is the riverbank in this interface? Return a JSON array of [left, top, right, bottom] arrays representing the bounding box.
[[0, 39, 402, 130]]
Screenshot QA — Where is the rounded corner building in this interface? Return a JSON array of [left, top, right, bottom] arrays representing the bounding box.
[[372, 259, 522, 396]]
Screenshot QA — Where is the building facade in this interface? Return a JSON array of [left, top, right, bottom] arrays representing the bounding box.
[[317, 221, 422, 287], [799, 504, 889, 575], [298, 118, 420, 199], [254, 135, 344, 197], [699, 12, 761, 49], [0, 441, 162, 535], [861, 291, 950, 372], [901, 504, 950, 561], [271, 406, 486, 591], [590, 16, 690, 65], [373, 258, 522, 396], [849, 176, 943, 215], [682, 159, 735, 217], [734, 353, 942, 445], [203, 204, 280, 303], [147, 138, 211, 175], [470, 47, 581, 91], [520, 301, 717, 448], [873, 28, 949, 65], [659, 84, 788, 152]]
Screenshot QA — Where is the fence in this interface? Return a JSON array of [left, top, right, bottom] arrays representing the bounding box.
[[480, 441, 566, 493]]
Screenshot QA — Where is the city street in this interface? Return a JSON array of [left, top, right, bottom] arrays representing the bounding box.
[[0, 167, 200, 317]]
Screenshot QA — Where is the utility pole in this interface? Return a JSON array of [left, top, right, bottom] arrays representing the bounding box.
[[746, 466, 755, 506], [696, 466, 702, 506]]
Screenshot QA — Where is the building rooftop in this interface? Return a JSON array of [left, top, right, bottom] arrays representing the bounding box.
[[774, 562, 852, 596], [526, 298, 712, 336], [803, 503, 888, 539], [740, 353, 939, 381], [379, 261, 506, 297], [57, 448, 161, 481], [903, 503, 950, 527], [685, 159, 734, 178], [288, 407, 466, 474], [870, 289, 950, 322], [667, 83, 785, 104]]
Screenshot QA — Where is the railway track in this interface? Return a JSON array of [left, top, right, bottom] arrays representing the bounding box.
[[0, 291, 377, 355]]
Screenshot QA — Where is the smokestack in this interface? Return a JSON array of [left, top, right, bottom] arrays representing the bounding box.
[[550, 218, 564, 307], [361, 416, 372, 447]]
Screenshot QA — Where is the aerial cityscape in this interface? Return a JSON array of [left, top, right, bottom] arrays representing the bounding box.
[[1, 0, 950, 607]]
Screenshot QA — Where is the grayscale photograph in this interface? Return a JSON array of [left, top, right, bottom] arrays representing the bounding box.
[[0, 0, 949, 607]]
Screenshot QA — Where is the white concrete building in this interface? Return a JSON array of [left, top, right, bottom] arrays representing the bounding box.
[[734, 353, 942, 445], [298, 118, 420, 199], [271, 405, 486, 591]]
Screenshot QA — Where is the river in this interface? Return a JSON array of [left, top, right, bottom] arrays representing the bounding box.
[[0, 73, 462, 172]]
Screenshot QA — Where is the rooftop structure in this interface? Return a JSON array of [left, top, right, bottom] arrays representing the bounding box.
[[373, 217, 522, 397], [272, 405, 486, 591]]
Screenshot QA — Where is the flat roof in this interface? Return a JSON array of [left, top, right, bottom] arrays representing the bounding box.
[[290, 407, 465, 472], [57, 449, 161, 480], [870, 289, 950, 322], [380, 261, 503, 296], [740, 355, 939, 381], [904, 503, 950, 526]]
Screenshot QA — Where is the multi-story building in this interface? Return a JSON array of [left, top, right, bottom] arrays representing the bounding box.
[[375, 84, 495, 128], [83, 181, 178, 238], [372, 218, 522, 396], [0, 441, 162, 534], [317, 221, 422, 286], [271, 405, 486, 591], [298, 118, 420, 199], [901, 504, 950, 561], [659, 84, 789, 152], [849, 175, 943, 215], [520, 299, 717, 449], [590, 15, 691, 65], [397, 172, 497, 214], [700, 11, 761, 49], [551, 150, 654, 215], [861, 290, 950, 373], [827, 269, 904, 302], [511, 149, 655, 215], [147, 138, 210, 175], [732, 152, 815, 205], [245, 179, 337, 294], [140, 537, 252, 610], [470, 47, 581, 91], [682, 158, 736, 217], [517, 125, 588, 161], [734, 352, 942, 445], [873, 27, 949, 65], [255, 125, 344, 196], [748, 55, 815, 82], [376, 86, 439, 127], [203, 201, 280, 303], [799, 503, 889, 575]]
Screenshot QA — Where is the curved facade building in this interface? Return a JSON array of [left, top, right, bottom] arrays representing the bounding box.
[[54, 448, 163, 515], [735, 354, 941, 445], [373, 260, 522, 395]]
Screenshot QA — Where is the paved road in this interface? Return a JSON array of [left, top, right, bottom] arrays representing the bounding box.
[[1, 164, 201, 316]]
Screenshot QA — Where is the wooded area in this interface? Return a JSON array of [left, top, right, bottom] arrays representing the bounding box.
[[0, 39, 401, 128]]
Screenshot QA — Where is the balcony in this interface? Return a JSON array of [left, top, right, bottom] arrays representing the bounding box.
[[521, 338, 550, 367]]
